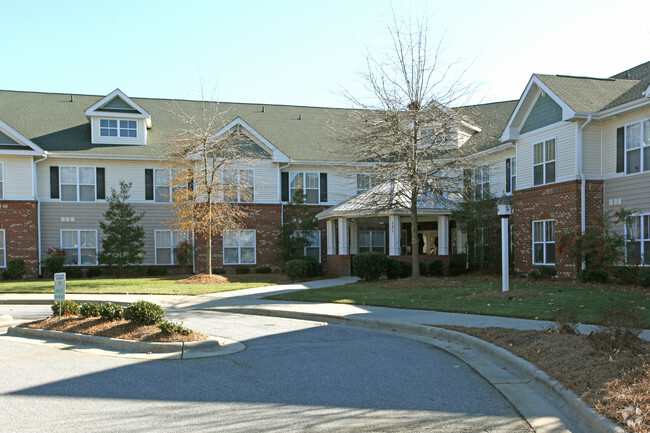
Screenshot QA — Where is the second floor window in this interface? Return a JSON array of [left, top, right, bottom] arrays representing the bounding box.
[[505, 157, 516, 193], [625, 120, 650, 174], [100, 119, 137, 138], [533, 139, 556, 186], [223, 169, 254, 202], [474, 166, 489, 199], [290, 172, 319, 204], [61, 167, 95, 202], [0, 162, 4, 200]]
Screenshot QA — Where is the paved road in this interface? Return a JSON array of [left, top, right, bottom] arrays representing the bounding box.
[[1, 311, 531, 432]]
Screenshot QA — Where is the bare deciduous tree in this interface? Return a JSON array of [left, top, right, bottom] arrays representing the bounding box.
[[167, 97, 255, 274], [340, 14, 483, 277]]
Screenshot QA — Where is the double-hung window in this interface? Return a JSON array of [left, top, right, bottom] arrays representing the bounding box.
[[155, 230, 191, 265], [359, 230, 386, 253], [0, 162, 4, 200], [154, 168, 185, 203], [224, 169, 254, 202], [61, 230, 97, 266], [533, 139, 556, 186], [626, 214, 650, 265], [223, 230, 256, 264], [293, 230, 321, 261], [0, 229, 5, 267], [356, 173, 383, 195], [505, 157, 516, 194], [290, 172, 320, 204], [474, 166, 489, 199], [60, 167, 96, 202], [532, 220, 555, 265], [100, 119, 137, 138], [625, 120, 650, 174]]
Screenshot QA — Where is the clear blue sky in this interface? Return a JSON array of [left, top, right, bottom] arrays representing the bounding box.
[[2, 0, 649, 108]]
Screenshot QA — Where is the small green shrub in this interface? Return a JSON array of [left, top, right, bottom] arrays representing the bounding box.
[[398, 261, 412, 278], [99, 302, 124, 321], [80, 302, 101, 318], [132, 266, 147, 276], [637, 270, 650, 288], [86, 267, 103, 278], [286, 259, 310, 279], [44, 248, 66, 276], [429, 260, 443, 277], [124, 301, 166, 325], [448, 258, 466, 276], [212, 267, 227, 275], [385, 258, 400, 279], [419, 262, 429, 277], [256, 266, 272, 274], [65, 267, 84, 279], [303, 256, 322, 277], [158, 320, 193, 336], [235, 266, 250, 274], [579, 268, 608, 283], [528, 266, 556, 281], [147, 266, 168, 276], [3, 259, 26, 280], [51, 300, 80, 316], [353, 252, 387, 281], [612, 266, 639, 284]]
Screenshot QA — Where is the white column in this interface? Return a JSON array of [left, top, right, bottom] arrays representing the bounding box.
[[438, 215, 449, 255], [388, 215, 401, 256], [349, 220, 358, 255], [501, 216, 510, 292], [338, 218, 349, 255], [326, 220, 337, 255]]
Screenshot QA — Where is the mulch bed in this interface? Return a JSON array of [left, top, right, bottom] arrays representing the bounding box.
[[174, 273, 230, 284], [20, 316, 209, 343]]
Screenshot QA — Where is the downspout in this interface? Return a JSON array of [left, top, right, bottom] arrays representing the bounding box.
[[34, 151, 49, 276], [579, 116, 593, 270]]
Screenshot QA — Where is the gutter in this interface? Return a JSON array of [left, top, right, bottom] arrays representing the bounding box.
[[34, 151, 49, 276], [578, 116, 593, 270]]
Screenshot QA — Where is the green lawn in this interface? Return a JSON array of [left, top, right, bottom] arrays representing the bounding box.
[[266, 277, 650, 325], [0, 274, 287, 296]]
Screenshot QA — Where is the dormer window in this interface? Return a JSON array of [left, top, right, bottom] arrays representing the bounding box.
[[99, 119, 137, 138]]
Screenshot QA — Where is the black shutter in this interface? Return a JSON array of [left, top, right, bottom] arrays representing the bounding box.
[[145, 169, 154, 200], [616, 127, 625, 173], [320, 173, 328, 202], [96, 167, 105, 200], [463, 168, 472, 198], [505, 159, 511, 193], [281, 172, 289, 202], [50, 166, 59, 199]]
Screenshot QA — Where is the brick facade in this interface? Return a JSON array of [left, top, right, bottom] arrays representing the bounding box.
[[512, 180, 603, 276], [0, 201, 39, 278]]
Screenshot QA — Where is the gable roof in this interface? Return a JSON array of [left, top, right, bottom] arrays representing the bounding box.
[[0, 118, 45, 156], [84, 88, 152, 127]]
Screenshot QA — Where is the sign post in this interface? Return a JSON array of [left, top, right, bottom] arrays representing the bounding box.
[[54, 272, 66, 318]]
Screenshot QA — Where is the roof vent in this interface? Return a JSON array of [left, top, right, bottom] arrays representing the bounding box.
[[70, 95, 74, 102], [261, 106, 265, 113], [298, 114, 302, 120]]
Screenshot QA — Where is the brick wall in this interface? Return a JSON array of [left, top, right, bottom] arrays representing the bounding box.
[[326, 254, 352, 276], [512, 180, 603, 277], [0, 201, 39, 278]]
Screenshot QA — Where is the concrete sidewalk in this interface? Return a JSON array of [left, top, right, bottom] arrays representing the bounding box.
[[0, 276, 640, 432]]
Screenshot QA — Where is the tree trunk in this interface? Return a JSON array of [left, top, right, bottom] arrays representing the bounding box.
[[410, 187, 420, 277]]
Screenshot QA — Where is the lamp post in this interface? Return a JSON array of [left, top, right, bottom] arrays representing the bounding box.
[[497, 194, 513, 292]]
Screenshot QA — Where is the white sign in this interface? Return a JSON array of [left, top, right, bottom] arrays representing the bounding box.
[[54, 273, 66, 302]]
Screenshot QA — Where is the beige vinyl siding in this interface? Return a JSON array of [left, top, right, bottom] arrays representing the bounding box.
[[0, 155, 33, 199], [282, 164, 353, 205], [91, 117, 147, 146], [582, 122, 603, 177], [478, 150, 515, 196], [40, 202, 178, 265], [246, 160, 277, 203], [516, 122, 576, 190], [603, 173, 650, 236], [602, 111, 650, 176]]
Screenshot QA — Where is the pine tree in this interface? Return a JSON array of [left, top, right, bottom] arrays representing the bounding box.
[[99, 181, 145, 274], [278, 189, 319, 264]]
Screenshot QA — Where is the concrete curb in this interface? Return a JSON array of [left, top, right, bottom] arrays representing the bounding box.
[[0, 299, 131, 306], [216, 307, 625, 433], [6, 326, 246, 359]]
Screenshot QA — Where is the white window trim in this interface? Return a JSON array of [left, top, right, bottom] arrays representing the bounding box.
[[154, 230, 192, 265], [625, 213, 650, 266], [294, 230, 321, 262], [223, 229, 256, 265], [60, 229, 98, 266], [0, 229, 5, 268], [100, 118, 138, 138], [623, 119, 650, 175], [290, 171, 320, 204], [505, 157, 516, 194], [356, 173, 374, 195], [223, 168, 255, 203], [474, 165, 490, 199], [532, 219, 555, 265], [359, 230, 386, 253], [60, 166, 96, 202], [0, 162, 4, 200], [532, 138, 556, 186]]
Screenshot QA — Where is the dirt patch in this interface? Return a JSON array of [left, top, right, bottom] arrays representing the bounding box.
[[174, 273, 230, 284], [378, 277, 465, 290], [20, 316, 209, 343], [464, 290, 543, 299], [438, 325, 650, 432]]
